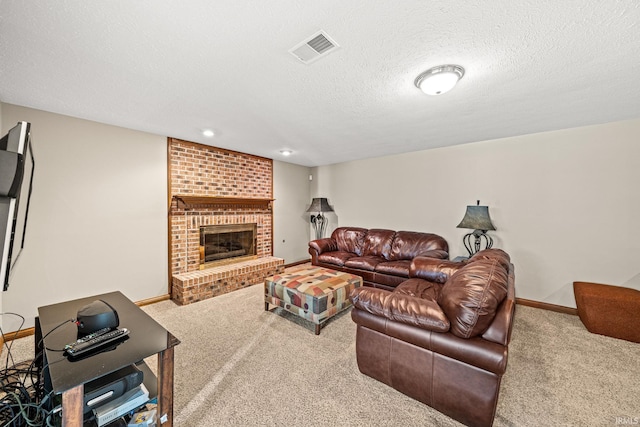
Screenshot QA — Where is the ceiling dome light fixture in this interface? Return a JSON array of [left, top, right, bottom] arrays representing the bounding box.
[[202, 129, 215, 137], [280, 149, 293, 156], [414, 64, 465, 96]]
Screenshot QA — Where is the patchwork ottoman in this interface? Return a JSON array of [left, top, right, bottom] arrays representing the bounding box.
[[264, 266, 362, 334]]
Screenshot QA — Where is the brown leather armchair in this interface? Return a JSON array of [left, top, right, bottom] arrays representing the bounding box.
[[349, 249, 516, 427]]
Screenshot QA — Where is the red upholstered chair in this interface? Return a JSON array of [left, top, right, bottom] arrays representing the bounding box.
[[573, 281, 640, 343]]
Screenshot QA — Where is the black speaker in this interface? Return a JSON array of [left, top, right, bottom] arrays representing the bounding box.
[[0, 150, 24, 198], [76, 300, 120, 335]]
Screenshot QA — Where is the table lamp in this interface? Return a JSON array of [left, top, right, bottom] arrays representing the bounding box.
[[306, 197, 334, 240], [456, 200, 496, 257]]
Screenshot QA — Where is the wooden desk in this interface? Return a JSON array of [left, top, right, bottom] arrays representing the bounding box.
[[37, 291, 180, 426]]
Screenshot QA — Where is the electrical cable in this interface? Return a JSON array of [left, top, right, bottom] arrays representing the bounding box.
[[0, 363, 54, 426], [1, 313, 26, 372], [37, 318, 76, 352], [0, 315, 146, 426], [0, 314, 72, 426]]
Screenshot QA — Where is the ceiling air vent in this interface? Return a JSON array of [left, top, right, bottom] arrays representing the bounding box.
[[289, 30, 340, 64]]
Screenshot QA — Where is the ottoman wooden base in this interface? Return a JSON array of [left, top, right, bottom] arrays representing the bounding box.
[[264, 266, 362, 335]]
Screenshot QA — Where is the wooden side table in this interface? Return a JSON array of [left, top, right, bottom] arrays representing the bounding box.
[[37, 291, 180, 426]]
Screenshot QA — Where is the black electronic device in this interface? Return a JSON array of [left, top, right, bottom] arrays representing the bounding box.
[[0, 150, 24, 198], [83, 364, 143, 415], [0, 121, 34, 291], [65, 328, 129, 357], [76, 299, 120, 335]]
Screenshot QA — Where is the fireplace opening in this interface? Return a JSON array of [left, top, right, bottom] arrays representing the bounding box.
[[199, 223, 257, 268]]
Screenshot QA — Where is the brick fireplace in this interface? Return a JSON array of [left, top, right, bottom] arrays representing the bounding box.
[[168, 138, 284, 305]]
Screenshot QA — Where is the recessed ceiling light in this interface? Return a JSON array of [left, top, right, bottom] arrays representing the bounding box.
[[202, 129, 215, 137], [280, 149, 293, 156]]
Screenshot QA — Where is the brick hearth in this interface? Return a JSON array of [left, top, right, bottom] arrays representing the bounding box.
[[168, 138, 283, 305], [172, 256, 284, 305]]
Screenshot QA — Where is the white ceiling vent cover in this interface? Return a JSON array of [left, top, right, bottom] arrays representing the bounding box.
[[289, 31, 340, 64]]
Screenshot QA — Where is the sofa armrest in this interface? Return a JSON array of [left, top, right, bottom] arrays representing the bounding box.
[[350, 287, 450, 332], [309, 238, 338, 255], [409, 257, 462, 283], [481, 263, 516, 345], [308, 238, 339, 264]]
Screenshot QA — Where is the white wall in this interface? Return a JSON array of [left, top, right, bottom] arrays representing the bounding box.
[[2, 102, 636, 333], [273, 160, 311, 263], [313, 118, 640, 308], [1, 104, 168, 331]]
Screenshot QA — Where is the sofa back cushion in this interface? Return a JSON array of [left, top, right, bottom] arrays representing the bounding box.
[[331, 227, 368, 256], [438, 258, 509, 339], [363, 229, 396, 259], [389, 231, 449, 261]]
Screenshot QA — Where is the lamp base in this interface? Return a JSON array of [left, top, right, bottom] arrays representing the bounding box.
[[462, 230, 493, 257], [311, 213, 328, 240]]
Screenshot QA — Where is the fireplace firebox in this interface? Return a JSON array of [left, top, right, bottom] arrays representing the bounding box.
[[199, 223, 257, 269]]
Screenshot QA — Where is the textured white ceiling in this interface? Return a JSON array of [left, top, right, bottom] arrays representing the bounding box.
[[1, 1, 639, 166]]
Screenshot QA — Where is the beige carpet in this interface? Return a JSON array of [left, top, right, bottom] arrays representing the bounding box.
[[3, 282, 639, 426]]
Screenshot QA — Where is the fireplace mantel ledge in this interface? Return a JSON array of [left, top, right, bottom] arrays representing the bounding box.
[[172, 195, 274, 210]]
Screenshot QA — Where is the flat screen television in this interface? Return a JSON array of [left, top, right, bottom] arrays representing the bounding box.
[[0, 121, 34, 291]]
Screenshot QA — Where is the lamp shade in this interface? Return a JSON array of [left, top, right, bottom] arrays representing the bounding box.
[[457, 205, 496, 231], [306, 197, 334, 213]]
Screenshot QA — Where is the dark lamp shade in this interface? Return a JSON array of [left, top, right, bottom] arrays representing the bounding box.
[[306, 197, 334, 213], [457, 205, 496, 231]]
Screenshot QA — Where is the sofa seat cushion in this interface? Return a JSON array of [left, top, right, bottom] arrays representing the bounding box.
[[317, 251, 356, 267], [394, 278, 441, 301], [344, 256, 386, 271], [438, 258, 509, 339], [350, 287, 450, 332], [375, 260, 411, 277]]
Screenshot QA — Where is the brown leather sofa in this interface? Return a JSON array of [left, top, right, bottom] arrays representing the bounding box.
[[308, 227, 449, 290], [349, 249, 515, 427]]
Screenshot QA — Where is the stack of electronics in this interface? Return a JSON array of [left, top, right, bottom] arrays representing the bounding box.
[[37, 300, 152, 426], [83, 364, 150, 426], [71, 300, 153, 426]]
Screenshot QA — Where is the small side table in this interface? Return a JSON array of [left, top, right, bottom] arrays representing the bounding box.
[[37, 291, 180, 426]]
